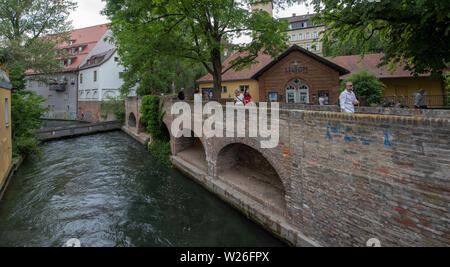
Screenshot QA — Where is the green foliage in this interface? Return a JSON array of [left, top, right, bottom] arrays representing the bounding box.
[[11, 90, 48, 156], [139, 95, 172, 166], [148, 139, 173, 167], [101, 96, 125, 123], [309, 0, 450, 76], [0, 0, 77, 79], [445, 71, 450, 106], [103, 0, 296, 98], [340, 69, 386, 106], [140, 95, 168, 141], [323, 31, 387, 57], [8, 65, 25, 90]]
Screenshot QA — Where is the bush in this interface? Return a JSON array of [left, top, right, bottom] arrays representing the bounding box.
[[11, 90, 48, 157], [140, 95, 172, 166], [148, 139, 173, 167], [341, 69, 386, 106], [140, 95, 168, 141], [101, 96, 125, 122]]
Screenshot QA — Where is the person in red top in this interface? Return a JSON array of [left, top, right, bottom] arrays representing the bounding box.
[[244, 89, 253, 105]]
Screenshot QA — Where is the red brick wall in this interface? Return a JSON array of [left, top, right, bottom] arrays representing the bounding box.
[[258, 51, 341, 104], [78, 101, 102, 122]]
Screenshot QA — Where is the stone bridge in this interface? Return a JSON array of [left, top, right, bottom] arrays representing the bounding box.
[[125, 96, 450, 247]]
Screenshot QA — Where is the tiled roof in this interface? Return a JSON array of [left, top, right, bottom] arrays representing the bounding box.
[[197, 51, 274, 83], [26, 24, 109, 74], [286, 13, 316, 23], [197, 45, 350, 83], [79, 48, 116, 70], [327, 53, 432, 79]]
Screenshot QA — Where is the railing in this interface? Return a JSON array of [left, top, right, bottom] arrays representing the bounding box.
[[382, 95, 447, 108], [49, 83, 67, 91]]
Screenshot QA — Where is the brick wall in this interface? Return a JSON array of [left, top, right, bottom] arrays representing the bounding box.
[[162, 98, 450, 247], [258, 51, 341, 104]]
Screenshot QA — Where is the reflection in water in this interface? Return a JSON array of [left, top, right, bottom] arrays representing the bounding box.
[[0, 131, 285, 247]]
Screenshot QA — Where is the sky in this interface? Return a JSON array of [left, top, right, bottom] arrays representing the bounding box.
[[70, 0, 312, 29]]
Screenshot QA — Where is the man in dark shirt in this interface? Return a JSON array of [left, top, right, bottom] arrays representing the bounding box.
[[178, 88, 185, 100]]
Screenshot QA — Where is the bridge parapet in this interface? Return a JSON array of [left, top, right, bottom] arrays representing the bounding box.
[[156, 97, 450, 247]]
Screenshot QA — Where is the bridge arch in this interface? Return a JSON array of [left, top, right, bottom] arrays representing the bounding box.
[[214, 141, 288, 216], [128, 112, 137, 128], [173, 129, 208, 173]]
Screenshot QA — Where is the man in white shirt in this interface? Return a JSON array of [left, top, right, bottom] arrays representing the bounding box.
[[340, 82, 359, 114], [234, 90, 244, 106]]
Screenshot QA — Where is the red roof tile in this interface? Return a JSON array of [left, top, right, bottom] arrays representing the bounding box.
[[26, 24, 109, 74], [327, 53, 431, 79], [197, 51, 274, 83]]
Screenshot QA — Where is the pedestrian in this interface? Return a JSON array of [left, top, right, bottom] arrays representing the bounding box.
[[319, 93, 326, 106], [339, 82, 359, 114], [414, 89, 428, 109], [178, 88, 185, 100], [234, 90, 244, 106], [244, 89, 253, 105], [194, 89, 202, 102]]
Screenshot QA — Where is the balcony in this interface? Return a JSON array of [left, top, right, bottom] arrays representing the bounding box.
[[49, 83, 67, 91]]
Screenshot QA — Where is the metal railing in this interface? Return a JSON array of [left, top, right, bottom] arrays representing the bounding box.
[[382, 95, 447, 108]]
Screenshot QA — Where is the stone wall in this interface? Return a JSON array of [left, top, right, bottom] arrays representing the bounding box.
[[162, 97, 450, 247]]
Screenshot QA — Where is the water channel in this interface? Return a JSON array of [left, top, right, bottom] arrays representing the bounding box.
[[0, 131, 285, 247]]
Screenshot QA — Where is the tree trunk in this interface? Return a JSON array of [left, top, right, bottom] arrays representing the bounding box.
[[211, 48, 222, 101]]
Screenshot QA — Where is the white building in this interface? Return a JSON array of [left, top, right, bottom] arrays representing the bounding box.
[[77, 30, 126, 122]]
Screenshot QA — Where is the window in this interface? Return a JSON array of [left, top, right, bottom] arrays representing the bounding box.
[[291, 34, 297, 41], [80, 73, 83, 84], [69, 40, 74, 45], [222, 86, 227, 94], [313, 32, 318, 39], [78, 46, 83, 53], [306, 32, 311, 39], [114, 57, 119, 62], [5, 98, 9, 126], [94, 71, 97, 82], [67, 59, 72, 66], [299, 33, 303, 40], [315, 43, 320, 51], [240, 85, 249, 92], [71, 47, 76, 54]]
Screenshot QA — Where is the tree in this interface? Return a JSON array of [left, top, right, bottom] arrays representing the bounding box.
[[11, 90, 48, 156], [307, 0, 450, 76], [0, 0, 77, 79], [103, 0, 296, 99], [341, 69, 386, 106], [323, 31, 387, 57]]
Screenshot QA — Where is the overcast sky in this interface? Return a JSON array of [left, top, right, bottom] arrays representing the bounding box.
[[70, 0, 312, 29]]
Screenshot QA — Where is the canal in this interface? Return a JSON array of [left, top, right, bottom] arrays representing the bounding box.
[[0, 131, 285, 247]]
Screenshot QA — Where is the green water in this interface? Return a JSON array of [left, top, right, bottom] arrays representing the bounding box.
[[0, 131, 285, 247]]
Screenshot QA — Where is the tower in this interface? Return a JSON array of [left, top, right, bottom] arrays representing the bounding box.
[[251, 1, 273, 17]]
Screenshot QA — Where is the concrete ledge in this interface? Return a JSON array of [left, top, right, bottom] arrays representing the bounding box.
[[121, 126, 151, 145], [0, 157, 23, 201], [172, 155, 321, 247], [35, 121, 122, 141]]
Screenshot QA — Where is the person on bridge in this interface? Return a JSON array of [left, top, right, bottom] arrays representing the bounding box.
[[244, 89, 253, 105], [178, 88, 185, 101], [340, 82, 359, 114], [414, 89, 428, 109], [234, 90, 244, 106]]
